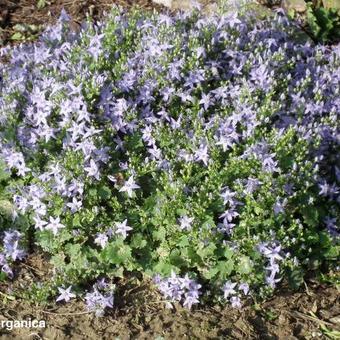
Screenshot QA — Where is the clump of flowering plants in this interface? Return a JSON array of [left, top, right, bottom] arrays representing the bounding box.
[[0, 2, 339, 311]]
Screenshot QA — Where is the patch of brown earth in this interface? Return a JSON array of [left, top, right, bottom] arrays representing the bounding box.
[[0, 256, 339, 339], [0, 0, 165, 45]]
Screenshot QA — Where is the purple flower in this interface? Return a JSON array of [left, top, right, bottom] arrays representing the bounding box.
[[66, 197, 82, 213], [56, 286, 76, 302], [119, 176, 140, 198], [273, 198, 287, 215], [1, 264, 13, 279], [319, 181, 331, 196], [88, 33, 104, 61], [114, 219, 132, 239], [220, 187, 237, 206], [13, 195, 29, 213], [217, 221, 236, 235], [45, 216, 65, 235], [239, 283, 249, 295], [230, 296, 242, 308], [215, 128, 239, 151], [4, 151, 30, 177], [3, 230, 26, 261], [265, 274, 282, 289], [250, 64, 271, 90], [222, 281, 237, 299], [178, 215, 194, 231], [319, 181, 339, 199], [84, 159, 100, 180], [265, 261, 280, 277], [220, 209, 239, 223], [262, 155, 279, 173], [335, 166, 340, 182], [85, 289, 114, 317], [199, 93, 212, 111], [179, 273, 192, 289], [155, 272, 201, 309], [183, 292, 199, 310], [170, 116, 182, 130], [225, 12, 242, 28], [261, 244, 283, 262], [58, 8, 70, 23], [0, 253, 6, 266], [194, 144, 209, 166], [284, 183, 294, 195], [324, 216, 339, 237], [94, 233, 109, 249], [245, 178, 261, 194]]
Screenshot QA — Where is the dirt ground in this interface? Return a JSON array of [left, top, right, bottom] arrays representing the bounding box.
[[0, 254, 339, 339], [0, 0, 166, 45], [0, 278, 339, 339]]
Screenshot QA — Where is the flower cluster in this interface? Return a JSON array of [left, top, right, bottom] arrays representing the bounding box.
[[85, 279, 114, 316], [258, 242, 284, 289], [222, 281, 249, 308], [154, 272, 201, 309], [0, 230, 26, 278]]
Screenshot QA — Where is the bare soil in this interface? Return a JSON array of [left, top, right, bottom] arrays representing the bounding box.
[[0, 0, 165, 45], [0, 254, 339, 339]]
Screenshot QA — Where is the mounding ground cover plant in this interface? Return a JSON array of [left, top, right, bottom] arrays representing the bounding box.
[[0, 2, 339, 315]]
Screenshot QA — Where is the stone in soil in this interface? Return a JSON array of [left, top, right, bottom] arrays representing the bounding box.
[[322, 0, 340, 11], [152, 0, 217, 13], [282, 0, 307, 12]]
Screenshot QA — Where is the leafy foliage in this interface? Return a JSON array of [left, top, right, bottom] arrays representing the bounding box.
[[306, 1, 340, 43], [0, 4, 339, 310]]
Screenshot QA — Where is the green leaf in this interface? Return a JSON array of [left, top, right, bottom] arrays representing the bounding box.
[[98, 185, 111, 200], [307, 6, 321, 38], [130, 233, 147, 249], [153, 261, 177, 276], [51, 254, 66, 269], [176, 208, 187, 216], [36, 231, 56, 252], [37, 0, 46, 9], [113, 266, 125, 278], [301, 206, 319, 227], [237, 256, 253, 275], [11, 32, 24, 41], [217, 259, 234, 279], [223, 247, 234, 259], [323, 245, 339, 260], [169, 249, 186, 267], [178, 235, 189, 248], [0, 271, 8, 281], [203, 266, 219, 280], [89, 188, 97, 199], [0, 161, 10, 182], [65, 243, 82, 260], [57, 230, 73, 244], [287, 8, 296, 19], [254, 206, 263, 216], [13, 24, 28, 32], [28, 24, 39, 33], [287, 267, 304, 290], [0, 200, 15, 219], [101, 241, 132, 265], [196, 243, 216, 259], [186, 247, 202, 265], [152, 226, 166, 241], [72, 214, 81, 227]]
